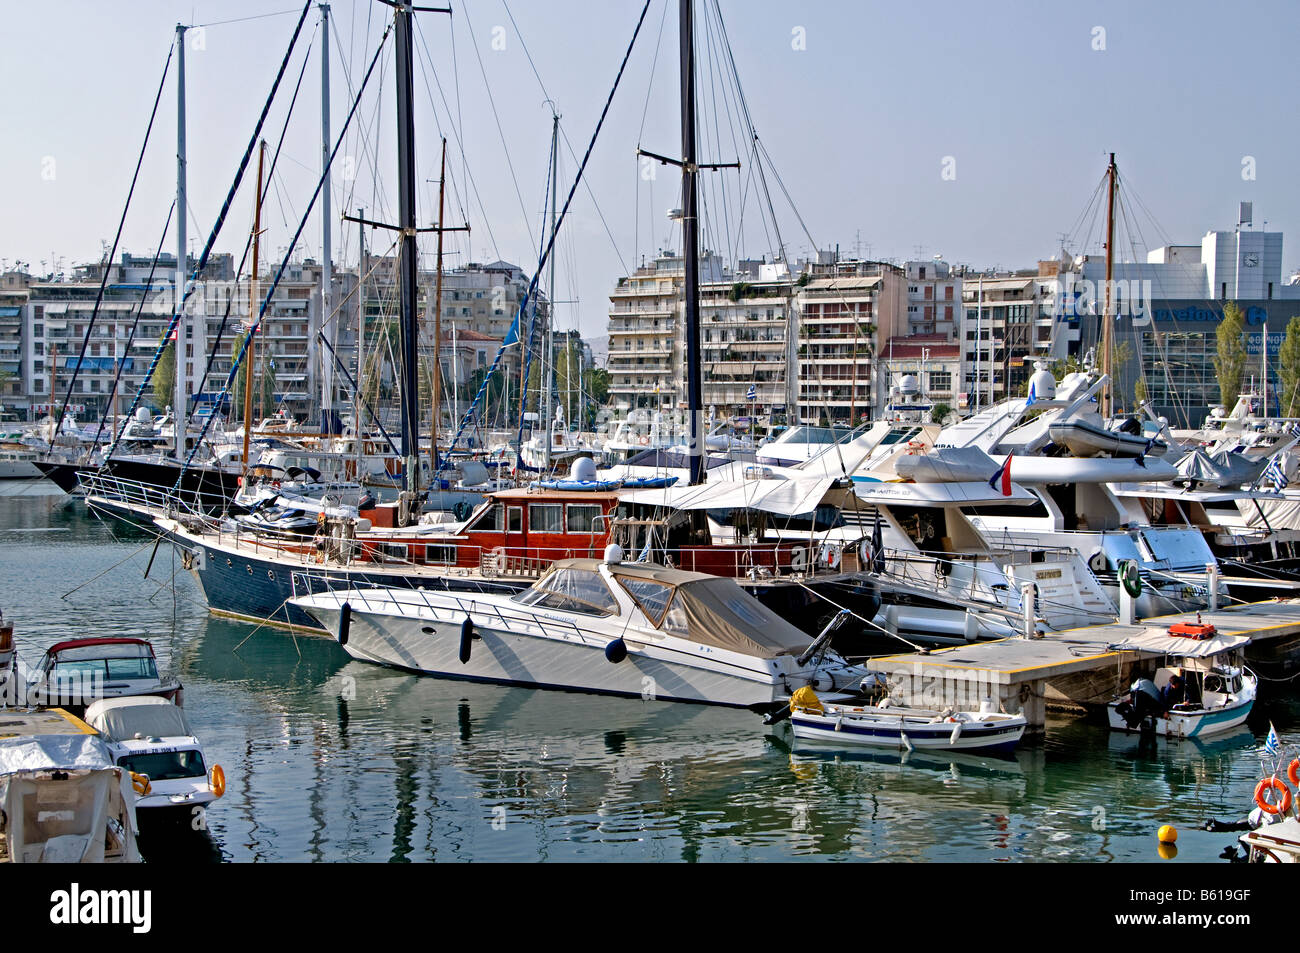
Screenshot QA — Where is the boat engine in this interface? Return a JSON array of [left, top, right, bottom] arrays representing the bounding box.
[[1114, 677, 1160, 729]]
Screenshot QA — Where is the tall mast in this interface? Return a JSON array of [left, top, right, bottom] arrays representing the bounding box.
[[1101, 152, 1117, 418], [242, 141, 266, 475], [431, 138, 446, 477], [543, 110, 560, 472], [355, 207, 366, 475], [680, 0, 704, 486], [394, 1, 421, 517], [319, 2, 335, 434], [174, 22, 188, 461]]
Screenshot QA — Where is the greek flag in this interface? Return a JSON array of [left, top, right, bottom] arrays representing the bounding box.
[[746, 383, 757, 401], [1265, 722, 1281, 757], [1027, 377, 1038, 405], [1265, 456, 1289, 490]]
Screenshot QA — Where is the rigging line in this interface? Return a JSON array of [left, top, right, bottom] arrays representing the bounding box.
[[711, 0, 784, 262], [457, 0, 537, 250], [192, 36, 317, 417], [559, 125, 631, 277], [413, 22, 501, 260], [452, 0, 654, 458], [634, 0, 671, 144], [91, 201, 176, 451], [699, 1, 735, 267], [53, 41, 174, 447], [174, 21, 394, 487], [190, 7, 303, 29], [413, 24, 499, 260], [108, 0, 315, 463]]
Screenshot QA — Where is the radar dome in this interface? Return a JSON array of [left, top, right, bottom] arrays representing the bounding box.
[[1028, 362, 1057, 400], [898, 374, 919, 395], [571, 456, 597, 482]]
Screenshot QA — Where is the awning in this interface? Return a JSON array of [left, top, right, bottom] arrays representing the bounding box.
[[619, 476, 838, 517]]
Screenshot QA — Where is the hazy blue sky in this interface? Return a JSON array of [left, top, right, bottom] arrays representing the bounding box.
[[3, 0, 1298, 339]]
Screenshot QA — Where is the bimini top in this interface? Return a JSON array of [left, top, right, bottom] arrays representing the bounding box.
[[45, 637, 153, 658], [546, 558, 814, 660]]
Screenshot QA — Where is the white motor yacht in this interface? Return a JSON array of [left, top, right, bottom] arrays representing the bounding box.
[[291, 548, 870, 709]]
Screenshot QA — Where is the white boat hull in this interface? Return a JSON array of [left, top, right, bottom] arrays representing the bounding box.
[[791, 705, 1026, 752], [1106, 678, 1256, 739], [306, 599, 830, 709]]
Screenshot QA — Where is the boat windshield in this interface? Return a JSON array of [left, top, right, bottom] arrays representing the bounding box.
[[777, 426, 852, 445], [512, 567, 618, 616], [615, 577, 675, 624], [116, 749, 206, 781], [54, 657, 159, 681]]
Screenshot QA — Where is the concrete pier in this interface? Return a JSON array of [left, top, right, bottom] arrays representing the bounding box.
[[868, 599, 1300, 736]]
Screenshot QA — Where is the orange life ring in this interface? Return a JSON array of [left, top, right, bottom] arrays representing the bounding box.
[[209, 763, 226, 799], [1289, 759, 1300, 788], [639, 436, 649, 446], [1254, 776, 1292, 816]]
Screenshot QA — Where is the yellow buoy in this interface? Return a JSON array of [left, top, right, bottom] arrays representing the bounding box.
[[1157, 841, 1178, 860], [1157, 824, 1178, 844]]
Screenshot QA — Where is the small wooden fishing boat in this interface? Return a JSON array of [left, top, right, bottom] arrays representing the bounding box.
[[788, 686, 1027, 753]]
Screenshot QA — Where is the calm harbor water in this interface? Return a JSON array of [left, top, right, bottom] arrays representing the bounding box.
[[2, 481, 1296, 863]]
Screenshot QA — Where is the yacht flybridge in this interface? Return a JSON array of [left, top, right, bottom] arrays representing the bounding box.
[[290, 550, 870, 710]]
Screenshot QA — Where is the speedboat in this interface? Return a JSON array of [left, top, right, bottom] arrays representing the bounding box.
[[1107, 626, 1256, 739], [83, 697, 224, 817], [0, 707, 142, 863], [26, 638, 183, 715], [290, 547, 870, 709], [787, 686, 1027, 753]]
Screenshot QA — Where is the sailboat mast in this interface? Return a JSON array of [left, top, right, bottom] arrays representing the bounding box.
[[394, 1, 421, 512], [431, 138, 446, 477], [543, 111, 559, 472], [354, 206, 365, 476], [174, 22, 188, 461], [319, 1, 334, 435], [680, 0, 704, 486], [241, 140, 266, 475], [1101, 152, 1117, 418]]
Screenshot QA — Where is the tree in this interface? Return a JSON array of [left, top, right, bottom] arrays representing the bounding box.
[[929, 402, 953, 425], [1134, 376, 1148, 407], [1111, 339, 1134, 411], [152, 340, 175, 413], [1277, 316, 1300, 417], [1215, 302, 1247, 407]]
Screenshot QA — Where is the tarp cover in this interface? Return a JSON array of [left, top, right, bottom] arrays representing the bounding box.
[[0, 733, 114, 774], [670, 577, 814, 659], [85, 696, 193, 742], [894, 446, 999, 484], [1175, 448, 1268, 488], [620, 477, 837, 517], [1108, 629, 1250, 659]]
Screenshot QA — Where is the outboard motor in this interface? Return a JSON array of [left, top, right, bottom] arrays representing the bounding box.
[[1115, 677, 1161, 729]]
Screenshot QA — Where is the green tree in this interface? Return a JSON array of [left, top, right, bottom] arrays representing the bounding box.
[[1215, 302, 1247, 407], [1134, 376, 1148, 407], [153, 340, 176, 413], [1277, 316, 1300, 417], [929, 401, 953, 425]]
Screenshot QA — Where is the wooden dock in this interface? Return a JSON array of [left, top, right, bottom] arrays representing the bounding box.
[[868, 599, 1300, 735]]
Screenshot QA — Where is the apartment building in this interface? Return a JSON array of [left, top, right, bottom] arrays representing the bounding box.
[[0, 270, 28, 417]]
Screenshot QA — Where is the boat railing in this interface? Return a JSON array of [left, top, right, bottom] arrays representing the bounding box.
[[79, 471, 209, 520], [875, 548, 1016, 607]]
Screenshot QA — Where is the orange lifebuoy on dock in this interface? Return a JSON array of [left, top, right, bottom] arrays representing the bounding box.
[[1289, 758, 1300, 788], [1254, 776, 1292, 816]]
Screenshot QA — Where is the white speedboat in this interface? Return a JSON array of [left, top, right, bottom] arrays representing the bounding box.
[[83, 697, 224, 816], [1107, 627, 1256, 739], [0, 708, 142, 863], [788, 686, 1027, 753], [26, 637, 183, 715], [290, 548, 870, 709]]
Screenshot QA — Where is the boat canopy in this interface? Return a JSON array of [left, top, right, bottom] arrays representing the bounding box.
[[84, 696, 193, 742], [894, 446, 1000, 484], [566, 558, 815, 659], [619, 476, 842, 517], [1174, 448, 1268, 488], [1108, 630, 1250, 659], [46, 638, 153, 660]]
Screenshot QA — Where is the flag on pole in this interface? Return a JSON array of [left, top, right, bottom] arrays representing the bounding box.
[[746, 383, 757, 401], [988, 453, 1014, 496], [1026, 377, 1038, 405], [1265, 722, 1281, 758], [1265, 456, 1289, 490]]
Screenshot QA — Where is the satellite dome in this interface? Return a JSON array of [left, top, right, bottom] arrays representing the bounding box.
[[571, 456, 597, 482], [898, 374, 919, 395], [1028, 362, 1057, 400]]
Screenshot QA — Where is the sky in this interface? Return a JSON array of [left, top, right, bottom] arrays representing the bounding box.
[[3, 0, 1299, 342]]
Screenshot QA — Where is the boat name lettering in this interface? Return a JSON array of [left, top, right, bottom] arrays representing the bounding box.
[[1034, 569, 1063, 581]]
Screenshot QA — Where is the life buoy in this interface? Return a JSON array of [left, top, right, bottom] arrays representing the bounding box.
[[209, 764, 226, 799], [130, 772, 152, 796], [639, 435, 649, 446], [818, 542, 841, 572], [858, 538, 873, 570], [1289, 758, 1300, 788], [1254, 776, 1292, 816], [1118, 560, 1143, 598]]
